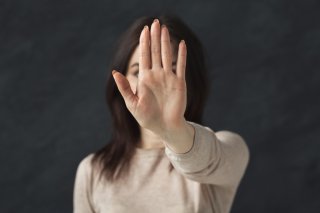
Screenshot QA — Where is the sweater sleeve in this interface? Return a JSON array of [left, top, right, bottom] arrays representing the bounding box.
[[73, 154, 95, 213], [164, 121, 250, 187]]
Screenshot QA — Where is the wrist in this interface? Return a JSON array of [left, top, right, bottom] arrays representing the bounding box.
[[160, 119, 195, 154]]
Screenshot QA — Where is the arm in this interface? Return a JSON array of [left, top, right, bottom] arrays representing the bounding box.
[[164, 121, 250, 187], [73, 154, 95, 213]]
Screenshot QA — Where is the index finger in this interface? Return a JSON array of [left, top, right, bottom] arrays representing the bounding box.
[[161, 25, 172, 72]]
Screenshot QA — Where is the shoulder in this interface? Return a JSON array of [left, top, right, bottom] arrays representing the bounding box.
[[187, 121, 248, 145], [78, 153, 95, 167], [216, 130, 250, 171], [216, 130, 249, 152], [187, 121, 250, 166], [186, 120, 250, 156], [216, 130, 246, 143], [75, 153, 95, 177], [217, 130, 250, 155]]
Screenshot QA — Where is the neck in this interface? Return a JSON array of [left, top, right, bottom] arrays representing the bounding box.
[[137, 126, 165, 149]]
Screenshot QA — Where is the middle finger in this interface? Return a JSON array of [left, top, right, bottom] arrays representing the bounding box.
[[150, 19, 162, 69]]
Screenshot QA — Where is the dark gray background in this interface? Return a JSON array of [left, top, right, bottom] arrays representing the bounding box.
[[1, 0, 319, 212]]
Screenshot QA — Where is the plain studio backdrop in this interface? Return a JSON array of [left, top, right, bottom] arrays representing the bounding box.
[[0, 0, 319, 212]]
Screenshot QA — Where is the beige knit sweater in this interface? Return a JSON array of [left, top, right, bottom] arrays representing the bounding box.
[[73, 121, 250, 213]]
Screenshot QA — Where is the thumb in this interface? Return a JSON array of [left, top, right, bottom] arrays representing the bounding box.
[[112, 70, 137, 107]]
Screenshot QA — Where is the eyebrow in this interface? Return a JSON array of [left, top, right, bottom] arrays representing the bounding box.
[[130, 61, 177, 68]]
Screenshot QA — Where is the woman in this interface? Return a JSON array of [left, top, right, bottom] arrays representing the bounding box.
[[73, 14, 250, 213]]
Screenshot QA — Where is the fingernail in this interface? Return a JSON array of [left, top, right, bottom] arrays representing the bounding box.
[[153, 18, 159, 23], [112, 70, 116, 75], [144, 25, 149, 32]]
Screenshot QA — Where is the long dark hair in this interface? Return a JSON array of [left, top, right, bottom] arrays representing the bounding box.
[[91, 14, 210, 183]]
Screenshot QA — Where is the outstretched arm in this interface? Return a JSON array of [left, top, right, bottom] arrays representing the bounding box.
[[164, 121, 250, 187]]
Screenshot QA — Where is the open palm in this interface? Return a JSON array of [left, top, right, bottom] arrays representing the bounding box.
[[112, 19, 187, 134]]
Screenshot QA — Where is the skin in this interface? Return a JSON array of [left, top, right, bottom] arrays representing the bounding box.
[[112, 19, 195, 154], [124, 37, 178, 149]]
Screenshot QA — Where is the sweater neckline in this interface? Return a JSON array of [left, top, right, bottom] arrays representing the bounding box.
[[134, 146, 166, 156]]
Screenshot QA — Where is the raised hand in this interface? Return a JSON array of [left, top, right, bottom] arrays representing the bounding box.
[[112, 19, 187, 135]]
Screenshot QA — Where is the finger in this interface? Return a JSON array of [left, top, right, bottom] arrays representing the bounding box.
[[176, 40, 187, 80], [139, 26, 151, 70], [151, 19, 162, 68], [112, 70, 137, 108], [161, 25, 172, 72]]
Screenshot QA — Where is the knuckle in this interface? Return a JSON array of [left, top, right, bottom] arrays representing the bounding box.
[[152, 47, 160, 53], [140, 52, 149, 57], [162, 50, 171, 57]]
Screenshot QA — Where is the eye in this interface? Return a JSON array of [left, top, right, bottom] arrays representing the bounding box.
[[133, 70, 139, 77]]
